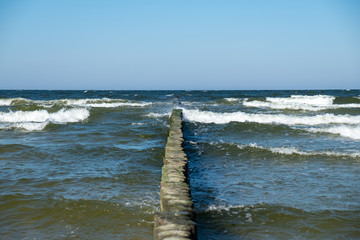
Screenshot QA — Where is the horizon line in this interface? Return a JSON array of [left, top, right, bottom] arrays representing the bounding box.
[[0, 88, 358, 91]]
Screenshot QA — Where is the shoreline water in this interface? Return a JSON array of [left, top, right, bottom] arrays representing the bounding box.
[[1, 90, 359, 239]]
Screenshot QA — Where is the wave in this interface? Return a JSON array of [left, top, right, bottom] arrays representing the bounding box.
[[201, 202, 360, 220], [145, 112, 171, 118], [0, 98, 21, 106], [243, 95, 360, 111], [0, 193, 158, 215], [306, 126, 360, 140], [59, 98, 151, 108], [0, 97, 40, 106], [0, 108, 90, 131], [198, 203, 360, 239], [0, 98, 151, 108], [182, 109, 360, 126], [237, 143, 360, 158], [223, 98, 242, 102], [268, 95, 335, 105], [209, 141, 360, 158]]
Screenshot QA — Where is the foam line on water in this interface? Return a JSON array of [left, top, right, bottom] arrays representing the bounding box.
[[306, 126, 360, 140], [243, 95, 360, 111], [206, 204, 246, 212], [146, 112, 171, 118], [0, 98, 20, 106], [223, 98, 242, 102], [236, 143, 360, 158], [0, 108, 90, 131], [268, 95, 335, 105], [3, 122, 49, 131], [182, 109, 360, 126], [0, 98, 151, 108]]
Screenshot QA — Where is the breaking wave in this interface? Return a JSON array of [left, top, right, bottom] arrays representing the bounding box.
[[0, 98, 151, 108], [223, 98, 242, 102], [0, 98, 19, 106], [182, 109, 360, 126], [243, 95, 360, 111], [236, 143, 360, 158], [146, 112, 171, 118], [306, 126, 360, 140], [0, 108, 90, 131]]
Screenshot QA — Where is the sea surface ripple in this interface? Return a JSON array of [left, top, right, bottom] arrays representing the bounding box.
[[1, 90, 360, 239]]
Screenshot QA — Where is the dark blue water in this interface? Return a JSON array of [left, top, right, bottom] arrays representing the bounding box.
[[1, 90, 360, 239]]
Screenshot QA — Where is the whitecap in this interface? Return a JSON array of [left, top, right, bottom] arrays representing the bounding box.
[[268, 95, 335, 106], [243, 95, 360, 111], [223, 98, 241, 102], [0, 99, 13, 106], [11, 122, 49, 131], [146, 112, 171, 118], [237, 143, 360, 158], [0, 97, 151, 108], [84, 102, 150, 108], [306, 126, 360, 140], [182, 109, 360, 126], [0, 108, 90, 131], [0, 108, 89, 123], [55, 98, 151, 108], [0, 98, 28, 106]]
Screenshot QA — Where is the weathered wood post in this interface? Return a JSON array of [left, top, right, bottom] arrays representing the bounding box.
[[154, 109, 197, 240]]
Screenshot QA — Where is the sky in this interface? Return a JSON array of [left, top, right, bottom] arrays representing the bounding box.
[[0, 0, 359, 90]]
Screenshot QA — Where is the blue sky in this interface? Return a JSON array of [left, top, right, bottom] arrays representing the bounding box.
[[0, 0, 359, 90]]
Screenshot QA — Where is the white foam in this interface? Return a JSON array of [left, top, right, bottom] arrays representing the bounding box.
[[243, 95, 360, 111], [12, 122, 49, 131], [54, 98, 151, 108], [206, 204, 246, 212], [131, 122, 146, 126], [146, 112, 171, 118], [238, 143, 360, 158], [0, 108, 89, 123], [0, 98, 28, 106], [224, 98, 241, 102], [182, 109, 360, 126], [0, 98, 150, 108], [245, 212, 253, 222], [83, 102, 150, 107], [268, 95, 334, 105], [0, 99, 13, 106], [307, 126, 360, 140], [0, 108, 90, 131]]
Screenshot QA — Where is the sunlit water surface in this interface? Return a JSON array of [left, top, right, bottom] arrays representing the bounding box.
[[1, 90, 359, 239]]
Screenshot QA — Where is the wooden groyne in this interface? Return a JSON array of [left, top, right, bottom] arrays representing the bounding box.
[[154, 109, 197, 240]]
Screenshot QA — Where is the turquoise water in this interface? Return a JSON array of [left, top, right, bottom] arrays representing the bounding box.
[[1, 90, 360, 239]]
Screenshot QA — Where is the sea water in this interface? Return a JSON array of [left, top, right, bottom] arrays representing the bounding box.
[[0, 90, 359, 239]]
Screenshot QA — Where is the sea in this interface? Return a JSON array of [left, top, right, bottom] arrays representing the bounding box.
[[0, 90, 359, 240]]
